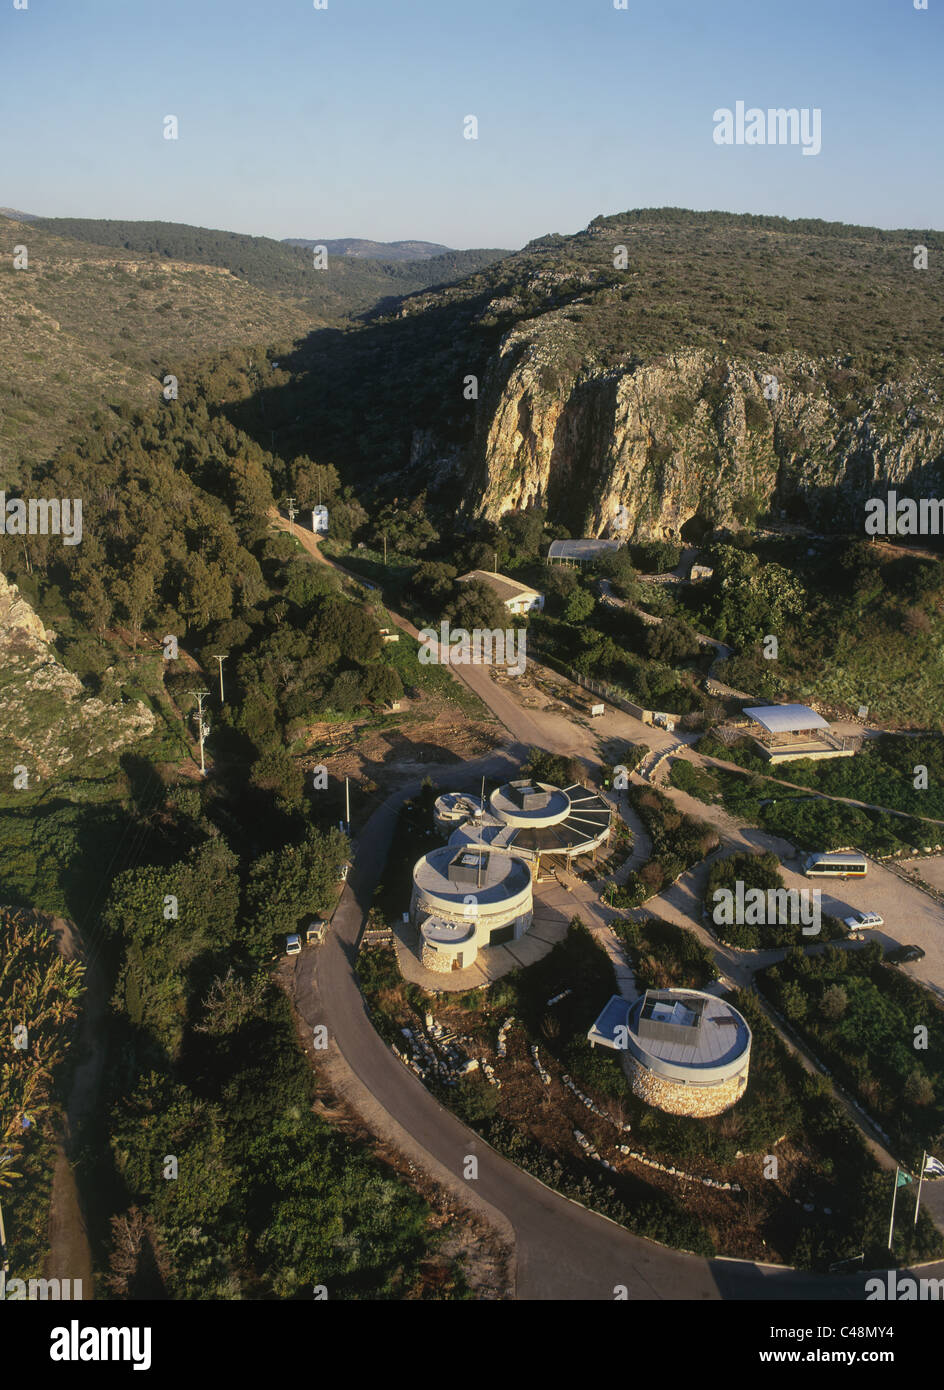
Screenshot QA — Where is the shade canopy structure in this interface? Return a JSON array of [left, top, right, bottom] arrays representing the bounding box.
[[547, 538, 621, 564], [450, 782, 612, 863], [744, 704, 829, 734]]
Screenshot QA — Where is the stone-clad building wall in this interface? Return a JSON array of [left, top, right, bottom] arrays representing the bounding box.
[[628, 1057, 748, 1117], [421, 940, 475, 973]]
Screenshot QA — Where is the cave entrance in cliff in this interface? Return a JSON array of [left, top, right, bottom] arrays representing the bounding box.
[[679, 511, 713, 545]]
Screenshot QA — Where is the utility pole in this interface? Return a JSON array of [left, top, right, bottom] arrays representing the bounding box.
[[383, 533, 387, 566], [212, 655, 227, 703], [189, 689, 210, 776], [345, 776, 350, 828], [285, 496, 297, 527]]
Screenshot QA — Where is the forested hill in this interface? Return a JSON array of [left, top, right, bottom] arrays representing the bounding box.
[[281, 237, 453, 260], [29, 217, 511, 317], [0, 218, 314, 483], [230, 206, 944, 534]]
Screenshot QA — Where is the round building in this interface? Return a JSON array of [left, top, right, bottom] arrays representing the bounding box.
[[447, 780, 612, 878], [410, 845, 533, 974], [433, 791, 485, 836], [617, 989, 751, 1117]]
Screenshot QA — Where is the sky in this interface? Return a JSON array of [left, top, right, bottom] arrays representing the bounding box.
[[1, 0, 941, 249]]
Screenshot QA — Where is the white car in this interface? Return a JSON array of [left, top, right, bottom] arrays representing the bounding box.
[[285, 934, 302, 955], [843, 910, 884, 931]]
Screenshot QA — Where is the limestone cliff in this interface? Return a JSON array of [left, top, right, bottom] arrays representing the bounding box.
[[469, 335, 944, 538], [0, 572, 156, 779]]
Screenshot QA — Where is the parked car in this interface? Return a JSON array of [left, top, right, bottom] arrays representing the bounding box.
[[306, 920, 328, 945], [339, 863, 350, 882], [898, 945, 926, 963], [285, 934, 302, 955], [843, 910, 884, 931]]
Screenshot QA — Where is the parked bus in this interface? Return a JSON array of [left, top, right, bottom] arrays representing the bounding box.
[[803, 852, 867, 879]]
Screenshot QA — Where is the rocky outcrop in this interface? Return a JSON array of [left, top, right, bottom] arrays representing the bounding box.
[[469, 337, 944, 538], [0, 572, 156, 778]]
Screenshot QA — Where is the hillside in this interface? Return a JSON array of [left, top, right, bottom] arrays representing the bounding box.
[[240, 208, 944, 536], [282, 237, 453, 260], [29, 217, 511, 319], [0, 218, 315, 484]]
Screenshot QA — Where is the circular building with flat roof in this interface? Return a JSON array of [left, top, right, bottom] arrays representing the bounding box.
[[410, 845, 533, 973], [591, 988, 751, 1117], [446, 780, 612, 873], [433, 792, 485, 836]]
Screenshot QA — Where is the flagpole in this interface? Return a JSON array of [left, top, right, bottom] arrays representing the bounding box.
[[915, 1151, 926, 1226], [888, 1166, 900, 1251]]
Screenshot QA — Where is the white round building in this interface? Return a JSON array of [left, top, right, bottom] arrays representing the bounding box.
[[410, 845, 533, 974], [589, 988, 752, 1117], [446, 779, 612, 878]]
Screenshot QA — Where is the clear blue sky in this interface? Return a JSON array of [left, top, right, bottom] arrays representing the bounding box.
[[2, 0, 941, 248]]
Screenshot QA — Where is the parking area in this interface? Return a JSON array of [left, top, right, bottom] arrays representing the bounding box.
[[788, 855, 944, 995]]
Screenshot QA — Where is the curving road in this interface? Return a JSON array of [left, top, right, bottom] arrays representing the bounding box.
[[275, 513, 944, 1299]]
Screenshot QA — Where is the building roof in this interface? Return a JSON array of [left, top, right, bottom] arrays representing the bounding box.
[[587, 995, 631, 1049], [413, 844, 531, 904], [455, 570, 542, 604], [453, 782, 611, 859], [628, 990, 750, 1071], [547, 539, 621, 561], [744, 703, 829, 734]]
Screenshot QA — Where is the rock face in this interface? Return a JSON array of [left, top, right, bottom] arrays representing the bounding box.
[[468, 341, 944, 538], [0, 571, 156, 778]]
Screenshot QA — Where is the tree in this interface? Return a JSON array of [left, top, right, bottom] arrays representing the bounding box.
[[245, 826, 351, 945], [250, 745, 305, 805], [194, 968, 270, 1037], [290, 457, 340, 508], [522, 747, 578, 786], [409, 561, 457, 608], [499, 507, 545, 561], [904, 1070, 935, 1107], [594, 547, 638, 599], [445, 578, 508, 632], [563, 586, 596, 623], [325, 668, 365, 713], [645, 617, 701, 665], [820, 984, 848, 1022], [364, 661, 403, 707]]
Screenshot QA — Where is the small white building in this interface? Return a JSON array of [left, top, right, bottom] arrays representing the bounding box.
[[456, 570, 544, 614], [312, 505, 329, 534]]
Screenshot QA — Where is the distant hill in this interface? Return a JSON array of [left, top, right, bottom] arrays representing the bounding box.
[[29, 217, 511, 318], [282, 238, 453, 261], [0, 217, 315, 483], [0, 214, 512, 479], [0, 206, 39, 221]]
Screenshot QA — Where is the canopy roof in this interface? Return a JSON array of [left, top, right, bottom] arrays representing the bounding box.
[[744, 704, 829, 734], [547, 539, 621, 560]]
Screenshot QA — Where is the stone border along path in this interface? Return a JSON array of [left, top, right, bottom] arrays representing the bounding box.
[[276, 510, 944, 1297]]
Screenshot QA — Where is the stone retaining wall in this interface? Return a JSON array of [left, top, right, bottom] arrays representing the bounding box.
[[628, 1056, 749, 1117]]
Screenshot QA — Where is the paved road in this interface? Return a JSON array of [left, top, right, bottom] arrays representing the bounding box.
[[275, 513, 944, 1298], [294, 771, 917, 1300]]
